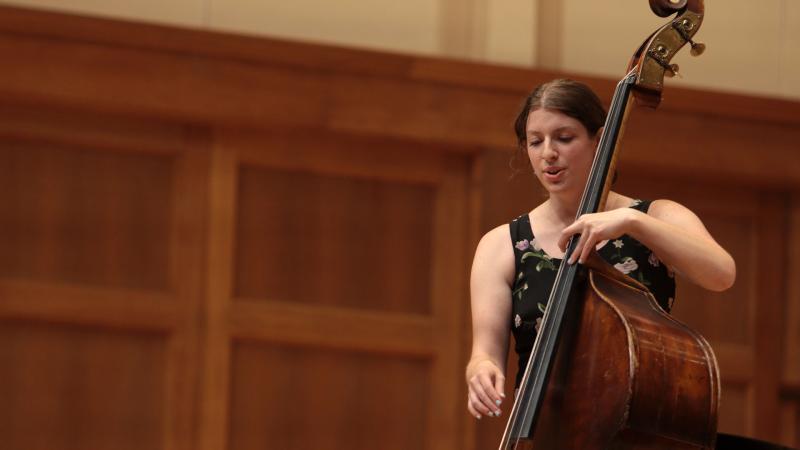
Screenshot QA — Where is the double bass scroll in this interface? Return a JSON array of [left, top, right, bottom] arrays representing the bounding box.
[[630, 0, 706, 108]]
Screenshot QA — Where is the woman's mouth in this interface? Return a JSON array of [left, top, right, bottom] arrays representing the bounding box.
[[543, 167, 565, 181]]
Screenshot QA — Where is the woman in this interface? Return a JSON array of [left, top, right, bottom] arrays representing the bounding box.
[[465, 79, 736, 420]]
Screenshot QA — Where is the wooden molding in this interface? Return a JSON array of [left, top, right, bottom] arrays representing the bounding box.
[[0, 4, 798, 128]]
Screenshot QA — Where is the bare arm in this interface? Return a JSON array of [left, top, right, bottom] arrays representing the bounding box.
[[466, 224, 515, 419], [629, 199, 735, 291], [558, 199, 736, 291]]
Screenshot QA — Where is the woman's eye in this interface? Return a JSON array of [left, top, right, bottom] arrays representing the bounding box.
[[558, 136, 574, 143], [529, 140, 541, 147]]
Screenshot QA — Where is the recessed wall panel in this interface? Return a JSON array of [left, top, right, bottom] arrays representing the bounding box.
[[0, 321, 166, 450], [235, 166, 434, 314], [228, 342, 429, 450], [718, 383, 750, 436], [0, 145, 173, 291]]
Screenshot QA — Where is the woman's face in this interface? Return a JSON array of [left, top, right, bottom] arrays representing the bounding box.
[[526, 108, 599, 198]]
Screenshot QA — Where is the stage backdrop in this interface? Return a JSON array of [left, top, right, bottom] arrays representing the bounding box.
[[0, 5, 798, 450]]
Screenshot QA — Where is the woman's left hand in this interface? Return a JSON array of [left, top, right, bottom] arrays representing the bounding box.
[[558, 208, 640, 265]]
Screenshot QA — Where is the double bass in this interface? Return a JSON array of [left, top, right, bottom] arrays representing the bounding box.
[[499, 1, 719, 448]]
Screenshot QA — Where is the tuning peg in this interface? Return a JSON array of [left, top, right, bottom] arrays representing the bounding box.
[[690, 41, 706, 56], [672, 19, 706, 57], [665, 64, 681, 78]]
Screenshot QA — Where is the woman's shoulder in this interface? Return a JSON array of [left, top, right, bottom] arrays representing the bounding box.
[[472, 223, 516, 285], [477, 222, 513, 252]]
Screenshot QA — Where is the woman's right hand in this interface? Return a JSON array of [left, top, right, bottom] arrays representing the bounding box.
[[466, 359, 506, 419]]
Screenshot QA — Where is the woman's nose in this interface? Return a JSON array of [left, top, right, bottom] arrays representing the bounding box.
[[542, 141, 558, 160]]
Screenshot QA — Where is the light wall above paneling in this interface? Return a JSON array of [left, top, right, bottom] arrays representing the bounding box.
[[780, 1, 800, 99], [208, 0, 440, 56], [560, 0, 797, 100], [1, 0, 798, 99], [0, 0, 206, 27], [485, 0, 536, 66], [561, 0, 666, 78]]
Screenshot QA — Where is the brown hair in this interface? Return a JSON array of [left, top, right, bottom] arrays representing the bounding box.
[[513, 79, 607, 149]]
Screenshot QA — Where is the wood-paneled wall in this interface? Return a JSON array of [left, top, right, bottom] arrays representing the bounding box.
[[0, 5, 798, 450]]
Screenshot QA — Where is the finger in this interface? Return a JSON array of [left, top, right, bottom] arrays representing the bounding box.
[[479, 372, 503, 403], [558, 223, 581, 252], [568, 230, 589, 265], [468, 381, 494, 416], [467, 396, 482, 419], [471, 376, 500, 415], [477, 374, 503, 415], [578, 232, 598, 264], [468, 390, 492, 416], [494, 374, 506, 401], [557, 230, 569, 252]]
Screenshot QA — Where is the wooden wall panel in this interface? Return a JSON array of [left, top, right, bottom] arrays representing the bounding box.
[[786, 195, 800, 387], [0, 321, 166, 450], [784, 194, 800, 447], [0, 144, 174, 290], [752, 194, 789, 442], [718, 383, 749, 435], [198, 130, 470, 450], [235, 165, 434, 314], [781, 397, 799, 447], [227, 342, 430, 450], [0, 103, 209, 450]]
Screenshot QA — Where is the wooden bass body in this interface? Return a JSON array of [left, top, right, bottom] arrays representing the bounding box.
[[513, 255, 720, 450]]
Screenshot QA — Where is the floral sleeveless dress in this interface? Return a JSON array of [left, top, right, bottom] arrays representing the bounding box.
[[508, 199, 676, 387]]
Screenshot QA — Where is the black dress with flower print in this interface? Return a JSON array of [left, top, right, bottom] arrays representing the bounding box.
[[508, 199, 675, 388]]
